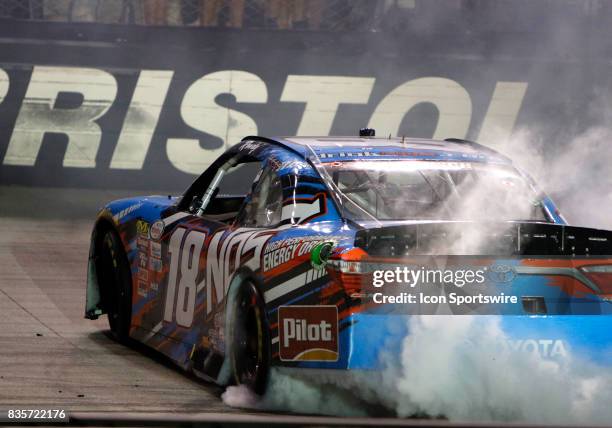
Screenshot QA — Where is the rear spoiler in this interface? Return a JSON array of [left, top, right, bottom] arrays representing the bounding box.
[[354, 222, 612, 257]]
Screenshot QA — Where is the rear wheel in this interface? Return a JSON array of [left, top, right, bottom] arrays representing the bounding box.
[[98, 229, 132, 342], [229, 281, 270, 395]]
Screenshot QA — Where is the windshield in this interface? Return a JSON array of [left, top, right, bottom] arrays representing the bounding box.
[[321, 160, 549, 222]]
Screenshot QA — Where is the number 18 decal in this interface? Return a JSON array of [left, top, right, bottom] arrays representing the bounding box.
[[163, 228, 207, 327]]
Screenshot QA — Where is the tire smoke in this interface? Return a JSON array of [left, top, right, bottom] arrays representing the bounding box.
[[223, 315, 612, 424], [483, 125, 612, 230]]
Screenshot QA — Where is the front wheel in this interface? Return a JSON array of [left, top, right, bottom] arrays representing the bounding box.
[[98, 229, 132, 342], [228, 281, 270, 395]]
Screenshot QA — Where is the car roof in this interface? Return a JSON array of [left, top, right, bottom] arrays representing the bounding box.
[[243, 136, 512, 164]]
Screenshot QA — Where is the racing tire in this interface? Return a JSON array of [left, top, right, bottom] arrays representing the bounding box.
[[98, 229, 132, 343], [229, 281, 270, 395]]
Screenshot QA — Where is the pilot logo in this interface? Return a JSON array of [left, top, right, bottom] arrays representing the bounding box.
[[278, 306, 338, 362]]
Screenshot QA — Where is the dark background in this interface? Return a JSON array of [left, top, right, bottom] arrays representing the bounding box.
[[1, 0, 611, 196]]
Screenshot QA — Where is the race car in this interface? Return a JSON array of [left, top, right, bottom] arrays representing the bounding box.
[[86, 131, 612, 395]]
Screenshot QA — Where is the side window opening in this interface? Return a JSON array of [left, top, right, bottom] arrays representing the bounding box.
[[237, 167, 284, 228], [189, 159, 262, 224], [217, 162, 262, 195]]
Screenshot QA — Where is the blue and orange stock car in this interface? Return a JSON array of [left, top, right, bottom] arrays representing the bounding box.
[[86, 133, 612, 394]]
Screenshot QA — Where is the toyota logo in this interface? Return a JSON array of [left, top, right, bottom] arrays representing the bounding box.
[[487, 264, 516, 283]]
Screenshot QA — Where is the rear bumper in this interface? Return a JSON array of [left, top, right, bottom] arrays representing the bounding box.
[[287, 313, 612, 370]]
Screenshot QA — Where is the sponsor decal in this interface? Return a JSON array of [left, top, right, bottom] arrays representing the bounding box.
[[113, 203, 142, 222], [488, 264, 517, 283], [149, 257, 162, 272], [137, 280, 148, 297], [150, 282, 159, 292], [318, 151, 378, 159], [267, 157, 309, 173], [163, 227, 273, 326], [279, 159, 310, 171], [137, 236, 149, 250], [138, 268, 148, 281], [501, 339, 568, 358], [209, 311, 225, 351], [203, 228, 275, 315], [138, 252, 148, 269], [150, 220, 164, 240], [278, 305, 338, 362], [240, 140, 263, 154], [136, 220, 150, 238], [263, 243, 299, 271], [161, 197, 327, 325], [150, 242, 162, 258], [262, 235, 340, 272]]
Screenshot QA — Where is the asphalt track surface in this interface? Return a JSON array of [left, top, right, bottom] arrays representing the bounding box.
[[0, 185, 597, 428], [0, 186, 246, 420]]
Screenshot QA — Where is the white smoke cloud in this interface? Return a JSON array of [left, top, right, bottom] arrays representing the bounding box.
[[223, 315, 612, 424], [375, 316, 612, 424], [221, 369, 369, 417], [483, 125, 612, 230]]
